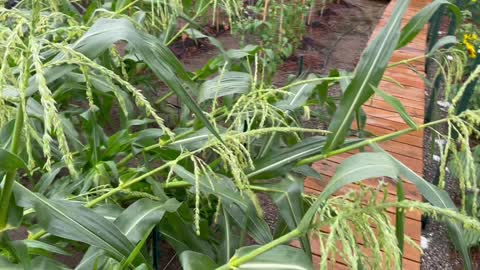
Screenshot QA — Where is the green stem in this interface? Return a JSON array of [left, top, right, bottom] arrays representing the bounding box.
[[0, 104, 25, 229], [117, 129, 195, 167], [276, 76, 349, 92], [387, 55, 425, 68], [163, 181, 190, 189], [154, 90, 174, 105], [216, 229, 302, 270], [395, 179, 406, 268], [295, 118, 448, 166], [165, 1, 213, 46], [113, 0, 141, 15], [85, 161, 172, 207]]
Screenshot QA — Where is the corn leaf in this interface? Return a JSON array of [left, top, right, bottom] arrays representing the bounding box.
[[324, 0, 410, 152], [198, 72, 251, 103], [233, 245, 313, 270], [373, 86, 417, 128], [180, 251, 219, 270], [0, 149, 26, 171], [374, 146, 474, 270], [318, 152, 400, 201], [159, 208, 216, 259], [428, 35, 458, 54], [397, 0, 461, 49], [13, 183, 144, 265], [259, 175, 311, 256], [218, 208, 239, 264], [75, 248, 107, 270], [249, 136, 327, 179], [275, 74, 319, 111], [173, 166, 273, 244], [114, 198, 180, 243], [27, 18, 222, 142]]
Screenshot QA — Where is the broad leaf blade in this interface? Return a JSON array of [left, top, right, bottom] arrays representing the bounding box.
[[275, 74, 319, 111], [428, 36, 458, 54], [397, 0, 461, 49], [260, 175, 311, 255], [318, 152, 399, 202], [174, 166, 273, 244], [324, 0, 410, 152], [13, 183, 140, 264], [29, 18, 223, 142], [0, 149, 27, 171], [249, 136, 327, 179], [114, 198, 180, 243], [373, 87, 417, 128], [373, 146, 474, 270], [179, 251, 218, 270], [198, 72, 251, 103]]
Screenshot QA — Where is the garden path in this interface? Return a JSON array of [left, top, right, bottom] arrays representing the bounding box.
[[303, 1, 430, 269]]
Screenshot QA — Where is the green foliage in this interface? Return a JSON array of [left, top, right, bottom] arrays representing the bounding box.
[[0, 0, 479, 270], [235, 0, 309, 79]]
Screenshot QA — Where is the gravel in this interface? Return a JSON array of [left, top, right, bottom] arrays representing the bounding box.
[[420, 61, 464, 270]]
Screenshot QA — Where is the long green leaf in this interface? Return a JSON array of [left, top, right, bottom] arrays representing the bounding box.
[[249, 136, 327, 179], [27, 18, 222, 142], [233, 245, 314, 270], [119, 229, 151, 270], [324, 0, 410, 152], [275, 74, 319, 111], [428, 35, 458, 54], [0, 149, 26, 171], [373, 87, 417, 128], [198, 72, 251, 103], [260, 175, 311, 256], [397, 0, 461, 49], [180, 251, 219, 270], [13, 183, 142, 264], [77, 199, 179, 269], [218, 207, 239, 264], [159, 207, 216, 259], [318, 152, 400, 202], [114, 198, 180, 243], [77, 19, 223, 142], [395, 180, 405, 269], [373, 146, 474, 270], [75, 247, 107, 270], [174, 166, 273, 244]]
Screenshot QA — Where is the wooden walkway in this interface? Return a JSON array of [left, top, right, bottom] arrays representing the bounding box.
[[304, 1, 430, 269]]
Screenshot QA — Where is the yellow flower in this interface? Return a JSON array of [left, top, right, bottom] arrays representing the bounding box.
[[465, 42, 477, 58], [464, 33, 478, 43]]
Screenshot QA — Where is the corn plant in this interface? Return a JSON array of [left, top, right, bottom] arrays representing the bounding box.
[[422, 0, 480, 253], [235, 0, 309, 80], [0, 1, 480, 270]]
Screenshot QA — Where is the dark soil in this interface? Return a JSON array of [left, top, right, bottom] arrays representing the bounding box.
[[273, 0, 389, 86]]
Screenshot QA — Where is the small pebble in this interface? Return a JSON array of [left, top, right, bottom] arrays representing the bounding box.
[[435, 139, 447, 146], [421, 236, 430, 249], [436, 100, 451, 108]]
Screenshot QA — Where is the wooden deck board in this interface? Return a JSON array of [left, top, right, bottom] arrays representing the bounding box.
[[305, 1, 429, 269]]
